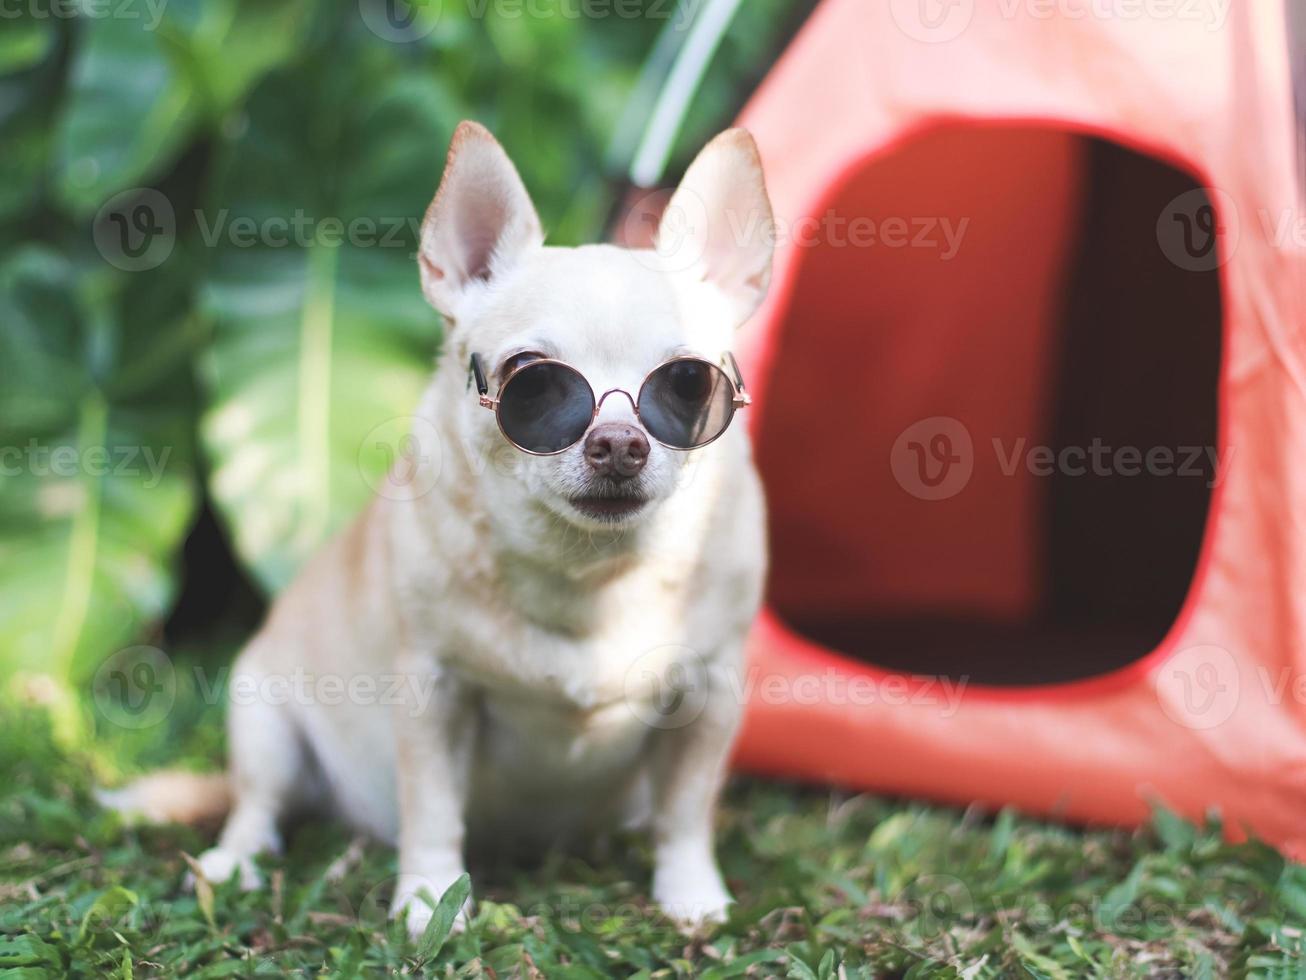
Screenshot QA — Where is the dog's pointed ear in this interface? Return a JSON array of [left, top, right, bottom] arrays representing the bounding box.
[[419, 121, 544, 320], [657, 129, 774, 326]]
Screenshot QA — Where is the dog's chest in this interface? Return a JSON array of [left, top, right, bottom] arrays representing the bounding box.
[[444, 564, 711, 784], [457, 585, 694, 714], [463, 625, 680, 800], [443, 543, 701, 700]]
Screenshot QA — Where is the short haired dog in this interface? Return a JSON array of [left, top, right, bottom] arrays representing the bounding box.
[[107, 121, 774, 935]]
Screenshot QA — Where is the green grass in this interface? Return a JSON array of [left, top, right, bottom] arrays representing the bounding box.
[[2, 687, 1304, 979]]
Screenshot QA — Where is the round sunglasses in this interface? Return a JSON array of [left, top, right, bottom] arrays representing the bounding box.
[[469, 351, 751, 456]]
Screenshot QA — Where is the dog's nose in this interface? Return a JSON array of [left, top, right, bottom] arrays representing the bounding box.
[[583, 423, 649, 478]]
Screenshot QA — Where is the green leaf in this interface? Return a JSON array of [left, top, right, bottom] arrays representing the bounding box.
[[989, 806, 1017, 863], [0, 17, 55, 75], [76, 886, 138, 945], [1008, 932, 1069, 980], [416, 873, 471, 960], [0, 934, 63, 968], [1098, 859, 1144, 932], [199, 62, 449, 590], [483, 943, 527, 973], [54, 0, 316, 215], [180, 853, 217, 931], [160, 0, 321, 114], [786, 957, 819, 980], [193, 960, 259, 978], [699, 949, 791, 980], [0, 247, 199, 683], [1275, 864, 1306, 921], [0, 969, 58, 980], [1148, 800, 1197, 853], [0, 15, 61, 224], [54, 11, 195, 214], [1188, 952, 1215, 980]]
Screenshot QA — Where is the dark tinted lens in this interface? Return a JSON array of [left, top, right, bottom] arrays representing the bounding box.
[[638, 359, 735, 449], [498, 361, 594, 453]]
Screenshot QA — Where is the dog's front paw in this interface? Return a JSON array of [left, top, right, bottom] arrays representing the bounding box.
[[391, 871, 472, 941], [190, 847, 263, 892], [652, 865, 733, 930]]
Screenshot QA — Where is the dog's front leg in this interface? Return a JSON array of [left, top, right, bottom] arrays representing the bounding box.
[[647, 656, 742, 928], [392, 652, 475, 939]]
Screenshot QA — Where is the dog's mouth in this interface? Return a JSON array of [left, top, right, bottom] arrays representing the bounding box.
[[567, 485, 649, 522]]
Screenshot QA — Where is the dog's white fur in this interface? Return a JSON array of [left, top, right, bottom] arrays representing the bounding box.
[[145, 122, 773, 935]]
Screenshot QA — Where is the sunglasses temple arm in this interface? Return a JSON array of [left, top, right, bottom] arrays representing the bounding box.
[[724, 352, 751, 406], [468, 353, 489, 396], [724, 351, 746, 390]]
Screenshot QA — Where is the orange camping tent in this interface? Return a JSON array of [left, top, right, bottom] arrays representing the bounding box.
[[723, 0, 1306, 855]]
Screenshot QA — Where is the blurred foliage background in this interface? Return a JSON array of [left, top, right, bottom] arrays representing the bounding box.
[[0, 0, 811, 691]]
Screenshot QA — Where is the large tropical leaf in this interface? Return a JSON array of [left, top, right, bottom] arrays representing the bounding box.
[[53, 0, 318, 215], [0, 10, 63, 224], [0, 16, 55, 75], [423, 1, 664, 245], [198, 56, 455, 591], [0, 247, 199, 682]]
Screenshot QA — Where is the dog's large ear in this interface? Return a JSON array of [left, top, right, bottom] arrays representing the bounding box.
[[419, 121, 543, 320], [657, 129, 774, 326]]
